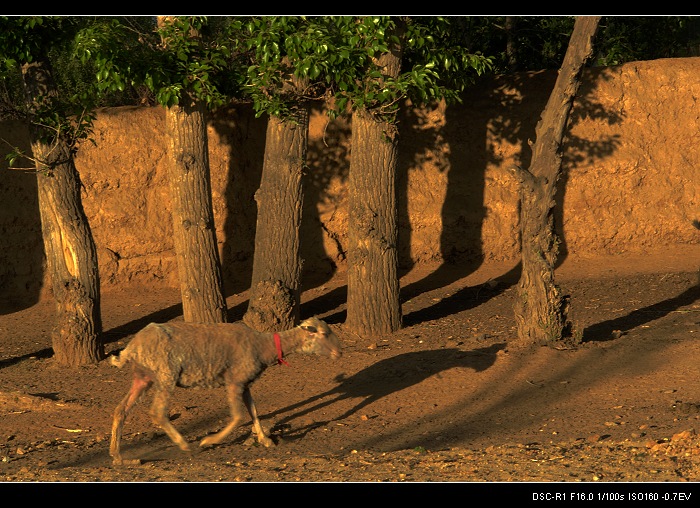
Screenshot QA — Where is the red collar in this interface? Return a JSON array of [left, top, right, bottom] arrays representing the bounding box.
[[274, 333, 290, 366]]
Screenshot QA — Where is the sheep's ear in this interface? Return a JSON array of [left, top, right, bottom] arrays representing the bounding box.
[[301, 325, 318, 333]]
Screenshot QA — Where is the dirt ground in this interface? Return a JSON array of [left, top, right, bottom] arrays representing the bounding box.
[[1, 251, 700, 488]]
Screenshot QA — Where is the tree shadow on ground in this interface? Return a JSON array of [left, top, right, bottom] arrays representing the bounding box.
[[0, 348, 53, 369], [300, 285, 348, 324], [396, 68, 620, 327], [99, 303, 184, 348], [301, 264, 522, 328], [402, 264, 522, 327], [265, 344, 504, 442], [101, 298, 252, 349], [582, 280, 700, 343]]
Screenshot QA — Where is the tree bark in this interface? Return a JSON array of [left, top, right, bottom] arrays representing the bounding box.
[[164, 99, 227, 323], [511, 16, 601, 347], [243, 110, 308, 332], [21, 60, 104, 367], [345, 108, 402, 338]]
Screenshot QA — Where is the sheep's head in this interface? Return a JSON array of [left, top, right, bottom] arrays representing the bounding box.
[[299, 317, 341, 360]]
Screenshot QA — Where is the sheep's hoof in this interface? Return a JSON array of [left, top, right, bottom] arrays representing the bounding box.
[[112, 457, 142, 466], [199, 436, 218, 448], [259, 436, 274, 448]]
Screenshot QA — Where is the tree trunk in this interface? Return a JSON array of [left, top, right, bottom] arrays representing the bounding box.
[[21, 60, 104, 367], [164, 99, 227, 323], [345, 19, 404, 339], [243, 110, 308, 332], [511, 16, 601, 347], [505, 17, 518, 71], [345, 108, 402, 338]]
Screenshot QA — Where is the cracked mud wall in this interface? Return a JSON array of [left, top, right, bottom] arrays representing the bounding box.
[[1, 58, 699, 302]]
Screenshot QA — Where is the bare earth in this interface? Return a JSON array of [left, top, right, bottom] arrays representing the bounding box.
[[1, 251, 699, 493]]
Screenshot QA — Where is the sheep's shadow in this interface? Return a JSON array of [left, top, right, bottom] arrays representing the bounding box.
[[266, 344, 504, 442], [66, 345, 502, 466]]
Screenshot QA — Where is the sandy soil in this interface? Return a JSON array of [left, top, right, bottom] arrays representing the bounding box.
[[0, 252, 699, 492]]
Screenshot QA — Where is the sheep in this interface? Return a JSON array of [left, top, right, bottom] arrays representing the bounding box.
[[108, 316, 341, 466]]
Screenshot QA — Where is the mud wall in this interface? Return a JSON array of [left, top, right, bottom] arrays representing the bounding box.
[[1, 57, 699, 303]]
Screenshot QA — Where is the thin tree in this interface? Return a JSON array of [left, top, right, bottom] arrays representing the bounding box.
[[331, 16, 492, 339], [236, 17, 317, 332], [510, 16, 601, 347], [156, 16, 227, 323], [0, 16, 104, 366], [84, 17, 232, 323]]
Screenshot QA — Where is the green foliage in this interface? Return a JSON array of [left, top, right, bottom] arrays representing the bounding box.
[[0, 16, 50, 65], [0, 16, 102, 161], [231, 16, 493, 123], [403, 17, 493, 103], [152, 17, 236, 108], [323, 16, 493, 122], [5, 14, 699, 147], [235, 16, 330, 120], [465, 16, 575, 73], [594, 16, 700, 66], [76, 16, 242, 110], [465, 16, 700, 73]]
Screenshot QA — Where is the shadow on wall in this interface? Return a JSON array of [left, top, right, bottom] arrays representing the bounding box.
[[398, 73, 549, 306], [302, 104, 352, 290], [397, 91, 491, 299], [209, 105, 267, 297], [558, 67, 622, 267], [210, 103, 349, 299], [202, 68, 625, 325], [398, 68, 622, 325], [0, 120, 44, 314], [0, 66, 642, 324]]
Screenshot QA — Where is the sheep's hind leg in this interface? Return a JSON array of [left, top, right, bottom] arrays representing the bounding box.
[[110, 373, 152, 466]]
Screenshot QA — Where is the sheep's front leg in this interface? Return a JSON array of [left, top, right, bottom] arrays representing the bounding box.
[[243, 387, 274, 447], [199, 384, 269, 447], [149, 389, 191, 452], [199, 387, 245, 447]]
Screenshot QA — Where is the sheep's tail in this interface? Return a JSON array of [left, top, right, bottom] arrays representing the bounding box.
[[109, 325, 157, 369], [111, 339, 137, 368], [110, 351, 128, 368]]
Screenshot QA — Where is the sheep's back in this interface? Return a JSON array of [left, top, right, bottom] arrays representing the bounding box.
[[118, 322, 260, 388]]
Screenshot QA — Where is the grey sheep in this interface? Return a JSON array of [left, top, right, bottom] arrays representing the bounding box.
[[109, 316, 341, 466]]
